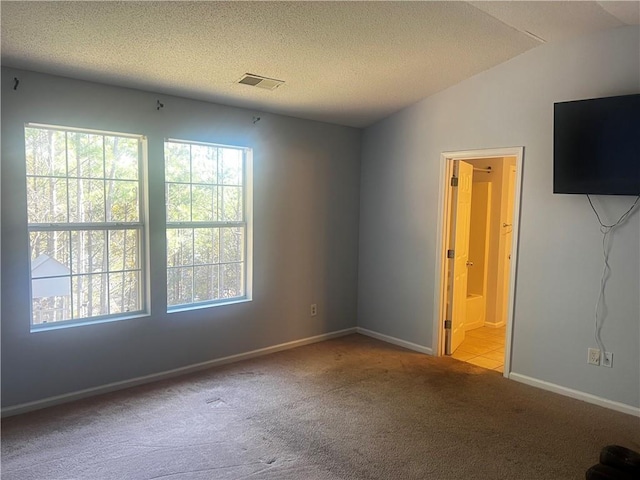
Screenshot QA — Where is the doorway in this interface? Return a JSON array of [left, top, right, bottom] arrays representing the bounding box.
[[432, 148, 523, 377]]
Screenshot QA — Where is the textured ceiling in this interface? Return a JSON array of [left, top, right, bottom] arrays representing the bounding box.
[[1, 1, 637, 127]]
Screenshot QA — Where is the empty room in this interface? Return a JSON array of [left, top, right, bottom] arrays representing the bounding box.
[[1, 2, 639, 479]]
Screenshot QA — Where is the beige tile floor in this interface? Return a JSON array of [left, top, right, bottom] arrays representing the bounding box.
[[451, 325, 506, 373]]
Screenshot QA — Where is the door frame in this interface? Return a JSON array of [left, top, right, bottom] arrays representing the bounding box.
[[432, 147, 524, 378]]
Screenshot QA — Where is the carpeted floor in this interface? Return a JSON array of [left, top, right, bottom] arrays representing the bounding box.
[[1, 334, 638, 480]]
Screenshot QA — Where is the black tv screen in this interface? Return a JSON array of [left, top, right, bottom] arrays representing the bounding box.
[[554, 94, 640, 195]]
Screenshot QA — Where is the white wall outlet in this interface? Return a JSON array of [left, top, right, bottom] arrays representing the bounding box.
[[310, 304, 317, 317], [587, 348, 600, 366], [602, 352, 613, 368]]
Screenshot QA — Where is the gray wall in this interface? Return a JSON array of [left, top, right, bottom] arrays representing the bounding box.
[[1, 68, 361, 407], [358, 26, 640, 408]]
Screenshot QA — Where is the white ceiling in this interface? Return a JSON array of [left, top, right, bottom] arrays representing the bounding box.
[[1, 1, 637, 127]]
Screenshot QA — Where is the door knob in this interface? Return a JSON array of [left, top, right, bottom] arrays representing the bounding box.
[[466, 261, 474, 267]]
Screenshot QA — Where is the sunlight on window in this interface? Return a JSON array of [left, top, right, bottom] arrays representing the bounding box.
[[25, 125, 145, 326]]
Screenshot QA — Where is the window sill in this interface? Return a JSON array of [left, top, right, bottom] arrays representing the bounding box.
[[30, 312, 150, 333], [167, 297, 252, 314]]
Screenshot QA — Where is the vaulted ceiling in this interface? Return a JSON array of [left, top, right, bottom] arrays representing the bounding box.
[[2, 1, 638, 127]]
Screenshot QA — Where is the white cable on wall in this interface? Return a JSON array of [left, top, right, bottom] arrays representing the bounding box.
[[587, 195, 640, 355]]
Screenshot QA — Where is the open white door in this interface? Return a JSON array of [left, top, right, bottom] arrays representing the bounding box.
[[446, 160, 473, 355]]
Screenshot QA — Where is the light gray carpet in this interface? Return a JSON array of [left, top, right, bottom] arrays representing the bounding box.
[[2, 334, 639, 479]]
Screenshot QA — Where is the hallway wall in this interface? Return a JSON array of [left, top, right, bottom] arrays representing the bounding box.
[[467, 180, 491, 299], [470, 157, 513, 326]]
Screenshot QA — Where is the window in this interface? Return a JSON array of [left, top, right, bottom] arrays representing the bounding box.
[[165, 139, 251, 309], [25, 124, 146, 327]]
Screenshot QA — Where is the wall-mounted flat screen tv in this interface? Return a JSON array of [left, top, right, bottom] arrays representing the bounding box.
[[554, 94, 640, 195]]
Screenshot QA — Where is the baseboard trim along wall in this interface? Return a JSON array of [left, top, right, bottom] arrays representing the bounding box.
[[7, 328, 635, 418], [356, 327, 638, 417], [1, 327, 358, 417], [357, 327, 433, 355], [509, 373, 640, 417]]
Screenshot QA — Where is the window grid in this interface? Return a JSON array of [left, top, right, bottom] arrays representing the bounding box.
[[165, 140, 247, 308], [26, 126, 146, 327]]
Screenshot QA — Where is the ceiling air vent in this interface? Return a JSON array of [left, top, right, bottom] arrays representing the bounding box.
[[237, 73, 284, 90]]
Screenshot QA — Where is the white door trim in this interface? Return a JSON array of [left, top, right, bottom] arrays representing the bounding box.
[[432, 147, 524, 378]]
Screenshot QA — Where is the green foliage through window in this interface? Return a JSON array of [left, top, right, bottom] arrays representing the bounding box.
[[165, 140, 247, 308], [25, 125, 145, 326]]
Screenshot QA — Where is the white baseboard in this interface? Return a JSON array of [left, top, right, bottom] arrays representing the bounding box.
[[1, 327, 358, 418], [484, 321, 505, 328], [465, 320, 484, 331], [509, 373, 640, 417], [9, 329, 633, 419], [357, 327, 433, 355], [355, 329, 638, 417]]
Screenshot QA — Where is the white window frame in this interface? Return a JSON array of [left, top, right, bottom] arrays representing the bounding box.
[[164, 138, 253, 311], [25, 123, 148, 330]]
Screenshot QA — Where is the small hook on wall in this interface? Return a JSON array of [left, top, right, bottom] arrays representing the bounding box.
[[252, 116, 261, 124], [157, 100, 164, 110], [13, 77, 19, 90]]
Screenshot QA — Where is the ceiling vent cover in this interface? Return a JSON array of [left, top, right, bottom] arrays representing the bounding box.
[[237, 73, 284, 90]]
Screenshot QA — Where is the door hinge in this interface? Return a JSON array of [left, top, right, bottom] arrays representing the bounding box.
[[447, 249, 455, 258], [450, 176, 458, 187], [444, 320, 452, 329]]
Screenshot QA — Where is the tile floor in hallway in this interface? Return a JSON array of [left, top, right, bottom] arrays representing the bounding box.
[[452, 325, 506, 373]]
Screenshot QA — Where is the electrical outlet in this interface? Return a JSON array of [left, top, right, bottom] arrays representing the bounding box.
[[310, 304, 317, 317], [602, 352, 613, 368], [588, 348, 601, 366]]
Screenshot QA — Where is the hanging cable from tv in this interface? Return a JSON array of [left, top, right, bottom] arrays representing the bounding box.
[[587, 194, 640, 360]]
